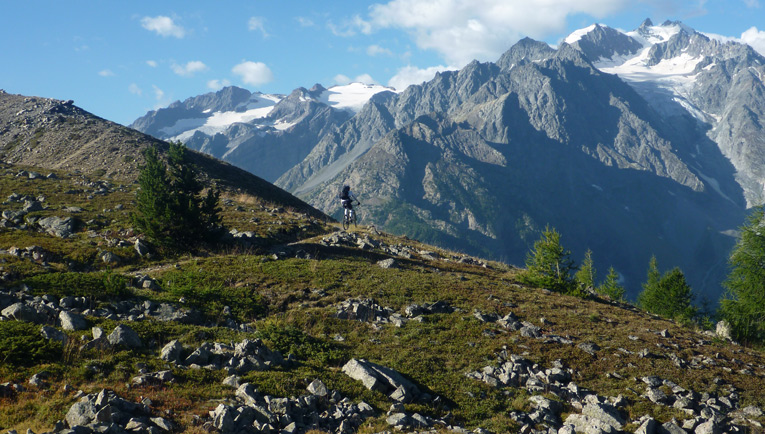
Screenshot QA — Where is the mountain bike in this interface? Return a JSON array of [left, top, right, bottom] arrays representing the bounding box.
[[342, 203, 360, 230]]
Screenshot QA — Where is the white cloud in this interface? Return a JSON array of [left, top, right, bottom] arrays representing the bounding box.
[[141, 16, 186, 38], [744, 0, 760, 7], [367, 44, 393, 56], [334, 74, 352, 85], [146, 60, 158, 68], [172, 61, 209, 77], [208, 79, 232, 90], [248, 16, 269, 37], [152, 85, 172, 109], [129, 84, 142, 96], [333, 74, 379, 85], [741, 27, 765, 56], [296, 17, 315, 27], [364, 0, 630, 66], [99, 69, 115, 77], [153, 85, 165, 101], [387, 64, 456, 91], [232, 61, 274, 86]]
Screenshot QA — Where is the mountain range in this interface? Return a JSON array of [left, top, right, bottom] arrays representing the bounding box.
[[130, 19, 765, 303]]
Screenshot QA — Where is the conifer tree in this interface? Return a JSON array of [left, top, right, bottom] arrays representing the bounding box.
[[523, 226, 577, 294], [132, 142, 221, 251], [598, 266, 625, 302], [574, 249, 596, 296], [720, 206, 765, 342], [637, 257, 696, 321]]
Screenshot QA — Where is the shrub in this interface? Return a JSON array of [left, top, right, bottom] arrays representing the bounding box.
[[256, 322, 344, 364], [0, 321, 62, 366], [160, 266, 266, 322], [23, 271, 130, 300]]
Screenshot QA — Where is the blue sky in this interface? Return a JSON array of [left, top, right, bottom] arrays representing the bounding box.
[[3, 0, 765, 126]]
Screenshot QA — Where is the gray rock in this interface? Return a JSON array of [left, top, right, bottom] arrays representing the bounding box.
[[134, 239, 151, 257], [342, 358, 421, 401], [159, 340, 184, 363], [151, 416, 174, 431], [40, 325, 68, 344], [98, 251, 120, 264], [377, 258, 398, 269], [222, 375, 241, 388], [59, 311, 87, 331], [91, 326, 104, 339], [23, 201, 44, 212], [520, 324, 542, 338], [107, 324, 142, 348], [582, 402, 624, 430], [694, 419, 721, 434], [65, 401, 98, 427], [2, 302, 45, 323], [635, 418, 657, 434], [577, 342, 601, 355], [659, 421, 686, 434], [645, 387, 669, 404], [235, 383, 261, 407], [37, 216, 75, 238], [211, 404, 236, 433], [564, 413, 617, 434], [307, 379, 328, 397], [386, 413, 411, 427]]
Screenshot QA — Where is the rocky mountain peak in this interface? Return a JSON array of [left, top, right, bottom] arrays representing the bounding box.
[[496, 37, 555, 70]]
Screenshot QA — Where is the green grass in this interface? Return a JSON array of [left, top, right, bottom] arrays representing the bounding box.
[[2, 163, 765, 433]]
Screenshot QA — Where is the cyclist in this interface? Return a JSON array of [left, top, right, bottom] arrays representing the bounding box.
[[339, 185, 361, 220]]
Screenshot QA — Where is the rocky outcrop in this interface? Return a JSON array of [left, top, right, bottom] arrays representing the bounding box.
[[467, 350, 763, 433], [159, 338, 286, 374], [342, 359, 424, 404]]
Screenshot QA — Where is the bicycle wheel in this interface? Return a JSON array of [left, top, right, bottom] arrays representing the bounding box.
[[342, 213, 350, 230], [351, 210, 357, 228]]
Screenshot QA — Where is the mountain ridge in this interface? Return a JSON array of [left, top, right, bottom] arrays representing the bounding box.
[[129, 19, 764, 303]]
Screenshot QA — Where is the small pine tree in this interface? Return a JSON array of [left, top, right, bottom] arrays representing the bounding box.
[[574, 249, 596, 296], [132, 143, 221, 251], [637, 257, 696, 321], [598, 266, 625, 302], [719, 206, 765, 343], [523, 226, 577, 293]]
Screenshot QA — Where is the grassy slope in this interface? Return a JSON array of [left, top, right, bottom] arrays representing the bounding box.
[[0, 163, 764, 433]]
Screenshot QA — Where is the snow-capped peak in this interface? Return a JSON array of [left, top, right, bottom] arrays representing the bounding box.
[[564, 24, 599, 44], [317, 82, 396, 113], [630, 20, 693, 47]]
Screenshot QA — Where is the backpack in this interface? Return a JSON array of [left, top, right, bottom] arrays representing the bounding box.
[[340, 187, 350, 201]]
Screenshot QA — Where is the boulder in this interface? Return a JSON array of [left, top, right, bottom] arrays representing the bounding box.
[[159, 340, 184, 363], [65, 401, 98, 427], [59, 311, 87, 331], [307, 379, 328, 397], [2, 302, 45, 323], [582, 402, 625, 431], [342, 359, 421, 402], [37, 216, 75, 238], [377, 258, 398, 269], [107, 324, 142, 348], [40, 325, 68, 344]]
